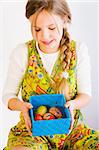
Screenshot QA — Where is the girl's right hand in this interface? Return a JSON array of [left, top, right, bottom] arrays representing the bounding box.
[[64, 100, 75, 133], [21, 102, 33, 136]]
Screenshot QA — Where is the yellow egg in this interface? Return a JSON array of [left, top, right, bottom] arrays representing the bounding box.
[[36, 105, 47, 116]]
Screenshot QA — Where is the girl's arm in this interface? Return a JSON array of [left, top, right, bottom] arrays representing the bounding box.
[[2, 44, 28, 108], [8, 98, 33, 136], [76, 43, 92, 100], [65, 43, 92, 130], [65, 93, 91, 131], [8, 98, 32, 111], [67, 43, 92, 109], [65, 93, 91, 109], [73, 93, 91, 109], [2, 44, 32, 135]]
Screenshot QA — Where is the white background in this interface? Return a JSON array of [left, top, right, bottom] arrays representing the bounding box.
[[0, 0, 99, 149]]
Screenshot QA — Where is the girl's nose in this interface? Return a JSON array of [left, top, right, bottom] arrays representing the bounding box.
[[41, 30, 50, 40]]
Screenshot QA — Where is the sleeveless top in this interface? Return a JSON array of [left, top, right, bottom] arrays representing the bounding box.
[[14, 39, 83, 134]]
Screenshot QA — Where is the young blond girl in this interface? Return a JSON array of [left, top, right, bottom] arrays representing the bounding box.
[[3, 0, 99, 150]]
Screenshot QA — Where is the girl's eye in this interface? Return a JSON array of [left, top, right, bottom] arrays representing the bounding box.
[[49, 27, 56, 30], [35, 27, 56, 32], [35, 29, 40, 32]]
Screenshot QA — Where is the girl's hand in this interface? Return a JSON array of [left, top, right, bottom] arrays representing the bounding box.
[[21, 102, 33, 136], [64, 100, 75, 133]]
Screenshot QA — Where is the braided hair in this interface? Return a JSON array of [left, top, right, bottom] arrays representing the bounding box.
[[53, 28, 72, 100]]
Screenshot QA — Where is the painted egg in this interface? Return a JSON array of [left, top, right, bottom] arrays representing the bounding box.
[[35, 114, 43, 120], [43, 113, 55, 120], [49, 107, 62, 118]]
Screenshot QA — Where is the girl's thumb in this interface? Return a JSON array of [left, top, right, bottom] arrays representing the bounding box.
[[64, 101, 70, 108], [26, 103, 33, 109]]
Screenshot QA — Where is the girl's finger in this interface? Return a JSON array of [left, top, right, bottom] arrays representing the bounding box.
[[25, 114, 32, 128], [24, 116, 32, 134], [27, 116, 32, 129], [22, 110, 32, 135], [64, 101, 70, 108], [25, 120, 32, 136], [69, 105, 74, 130], [25, 102, 33, 109]]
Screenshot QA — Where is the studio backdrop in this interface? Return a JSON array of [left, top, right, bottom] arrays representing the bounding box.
[[0, 0, 99, 149]]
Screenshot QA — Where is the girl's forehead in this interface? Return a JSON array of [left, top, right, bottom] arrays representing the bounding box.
[[31, 9, 63, 27]]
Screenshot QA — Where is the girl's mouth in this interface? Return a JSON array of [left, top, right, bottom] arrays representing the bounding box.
[[41, 39, 54, 45]]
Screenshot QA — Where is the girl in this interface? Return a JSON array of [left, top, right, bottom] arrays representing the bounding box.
[[2, 0, 99, 150]]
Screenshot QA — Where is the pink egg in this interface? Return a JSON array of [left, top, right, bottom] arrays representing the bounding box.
[[49, 107, 62, 118]]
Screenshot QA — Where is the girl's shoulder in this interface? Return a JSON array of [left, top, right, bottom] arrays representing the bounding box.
[[11, 42, 28, 58], [70, 39, 89, 55], [9, 42, 28, 67]]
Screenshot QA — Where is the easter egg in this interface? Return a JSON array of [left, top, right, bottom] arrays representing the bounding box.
[[36, 105, 47, 116], [49, 107, 62, 118], [35, 114, 43, 120], [43, 113, 55, 120]]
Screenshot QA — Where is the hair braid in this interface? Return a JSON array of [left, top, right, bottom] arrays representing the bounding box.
[[54, 28, 72, 100], [60, 28, 72, 71]]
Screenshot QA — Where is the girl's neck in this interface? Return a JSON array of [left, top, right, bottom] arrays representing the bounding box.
[[36, 42, 60, 54]]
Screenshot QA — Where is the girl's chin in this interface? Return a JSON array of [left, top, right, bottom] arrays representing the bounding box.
[[42, 47, 59, 53], [41, 43, 58, 48], [38, 42, 59, 52]]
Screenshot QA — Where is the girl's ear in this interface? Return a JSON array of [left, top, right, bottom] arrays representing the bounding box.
[[29, 16, 33, 23], [62, 16, 68, 28]]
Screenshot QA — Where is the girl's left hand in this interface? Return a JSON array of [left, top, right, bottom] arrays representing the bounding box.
[[21, 102, 33, 136], [64, 100, 75, 133]]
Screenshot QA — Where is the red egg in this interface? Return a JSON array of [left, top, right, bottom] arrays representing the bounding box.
[[35, 114, 43, 120], [43, 113, 55, 120]]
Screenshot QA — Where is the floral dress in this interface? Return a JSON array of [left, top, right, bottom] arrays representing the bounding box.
[[4, 40, 99, 150]]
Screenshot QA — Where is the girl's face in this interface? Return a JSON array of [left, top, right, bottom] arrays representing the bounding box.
[[30, 9, 66, 53]]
